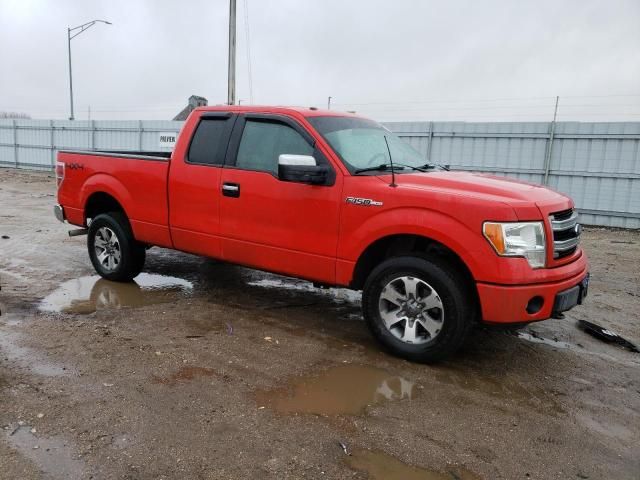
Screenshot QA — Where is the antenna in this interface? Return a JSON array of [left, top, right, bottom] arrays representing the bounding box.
[[383, 136, 397, 188]]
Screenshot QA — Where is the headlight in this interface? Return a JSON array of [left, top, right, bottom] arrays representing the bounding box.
[[483, 221, 546, 268]]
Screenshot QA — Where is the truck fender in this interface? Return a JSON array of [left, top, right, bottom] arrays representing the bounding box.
[[79, 173, 133, 221], [341, 207, 489, 281]]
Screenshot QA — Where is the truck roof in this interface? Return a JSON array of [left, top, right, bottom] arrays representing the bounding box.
[[192, 105, 358, 118]]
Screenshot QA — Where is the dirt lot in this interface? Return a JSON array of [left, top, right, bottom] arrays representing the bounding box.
[[0, 168, 639, 480]]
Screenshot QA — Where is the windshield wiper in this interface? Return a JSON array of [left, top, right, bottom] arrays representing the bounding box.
[[397, 163, 431, 172], [355, 163, 436, 175], [354, 164, 407, 174], [418, 162, 449, 171]]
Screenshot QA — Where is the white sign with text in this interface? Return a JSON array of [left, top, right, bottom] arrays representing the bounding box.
[[158, 132, 177, 149]]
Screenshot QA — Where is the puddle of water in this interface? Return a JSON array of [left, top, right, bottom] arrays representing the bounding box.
[[152, 366, 217, 386], [247, 278, 361, 304], [345, 449, 483, 480], [6, 426, 86, 479], [39, 273, 193, 314], [255, 364, 416, 415], [517, 332, 573, 349]]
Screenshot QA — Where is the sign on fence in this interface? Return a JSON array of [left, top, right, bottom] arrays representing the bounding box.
[[158, 132, 177, 149]]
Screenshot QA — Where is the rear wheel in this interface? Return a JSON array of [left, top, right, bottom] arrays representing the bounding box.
[[362, 255, 474, 363], [88, 212, 145, 282]]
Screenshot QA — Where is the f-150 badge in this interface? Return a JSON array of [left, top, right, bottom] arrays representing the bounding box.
[[346, 197, 383, 207]]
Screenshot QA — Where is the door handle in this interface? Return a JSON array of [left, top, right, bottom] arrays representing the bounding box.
[[222, 182, 240, 198]]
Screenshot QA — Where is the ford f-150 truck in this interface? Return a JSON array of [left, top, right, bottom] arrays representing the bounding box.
[[54, 106, 589, 362]]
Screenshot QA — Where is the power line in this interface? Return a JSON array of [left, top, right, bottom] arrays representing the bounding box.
[[336, 104, 640, 113], [332, 94, 640, 107], [5, 94, 640, 121]]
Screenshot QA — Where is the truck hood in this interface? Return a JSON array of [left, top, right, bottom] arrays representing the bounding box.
[[393, 171, 572, 218]]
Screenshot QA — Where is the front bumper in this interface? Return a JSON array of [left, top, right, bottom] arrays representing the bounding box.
[[477, 268, 589, 324], [54, 204, 66, 223]]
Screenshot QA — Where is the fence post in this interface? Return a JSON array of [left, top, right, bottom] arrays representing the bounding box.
[[12, 119, 18, 168], [543, 96, 559, 185], [426, 121, 434, 161], [138, 120, 143, 151], [50, 120, 55, 169], [90, 120, 96, 151]]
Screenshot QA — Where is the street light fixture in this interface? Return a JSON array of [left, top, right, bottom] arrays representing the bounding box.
[[67, 20, 112, 120]]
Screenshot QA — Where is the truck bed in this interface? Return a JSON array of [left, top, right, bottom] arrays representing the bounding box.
[[57, 149, 173, 248], [59, 149, 172, 160]]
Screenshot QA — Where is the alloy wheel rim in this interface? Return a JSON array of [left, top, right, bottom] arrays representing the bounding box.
[[94, 227, 121, 272], [378, 275, 444, 344]]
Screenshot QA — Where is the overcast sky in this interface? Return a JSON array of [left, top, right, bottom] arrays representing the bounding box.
[[1, 0, 639, 121]]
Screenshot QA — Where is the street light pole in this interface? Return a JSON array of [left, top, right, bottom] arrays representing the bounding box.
[[68, 28, 74, 120], [67, 19, 112, 121], [227, 0, 237, 105]]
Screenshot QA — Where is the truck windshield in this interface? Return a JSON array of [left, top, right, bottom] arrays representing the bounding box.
[[307, 116, 430, 174]]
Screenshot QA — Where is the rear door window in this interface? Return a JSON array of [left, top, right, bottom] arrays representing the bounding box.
[[187, 117, 233, 166]]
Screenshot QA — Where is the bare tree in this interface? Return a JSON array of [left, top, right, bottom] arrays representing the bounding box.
[[0, 111, 31, 119]]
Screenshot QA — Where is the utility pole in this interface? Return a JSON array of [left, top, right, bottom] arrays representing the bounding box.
[[327, 96, 332, 110], [68, 28, 74, 120], [227, 0, 237, 105]]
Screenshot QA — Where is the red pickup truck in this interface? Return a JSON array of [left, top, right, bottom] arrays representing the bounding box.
[[54, 106, 589, 362]]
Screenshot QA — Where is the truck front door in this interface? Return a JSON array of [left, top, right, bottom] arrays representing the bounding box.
[[168, 113, 236, 258], [219, 114, 342, 284]]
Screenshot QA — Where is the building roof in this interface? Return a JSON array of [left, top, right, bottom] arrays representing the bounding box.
[[173, 95, 208, 121]]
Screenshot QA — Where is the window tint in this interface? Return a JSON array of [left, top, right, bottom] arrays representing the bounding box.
[[187, 119, 229, 165], [236, 120, 313, 174]]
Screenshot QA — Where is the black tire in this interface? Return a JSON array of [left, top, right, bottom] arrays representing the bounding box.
[[87, 212, 146, 282], [362, 255, 475, 363]]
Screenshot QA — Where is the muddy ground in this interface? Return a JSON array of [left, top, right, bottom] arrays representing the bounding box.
[[0, 168, 638, 480]]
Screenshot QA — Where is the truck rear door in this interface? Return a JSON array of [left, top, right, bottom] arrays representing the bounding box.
[[168, 112, 236, 258], [218, 113, 342, 284]]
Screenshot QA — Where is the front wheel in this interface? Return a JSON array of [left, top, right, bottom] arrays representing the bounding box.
[[88, 212, 145, 282], [362, 256, 475, 363]]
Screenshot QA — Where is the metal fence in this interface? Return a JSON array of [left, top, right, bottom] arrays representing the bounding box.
[[1, 119, 638, 228], [386, 121, 640, 229], [0, 119, 182, 170]]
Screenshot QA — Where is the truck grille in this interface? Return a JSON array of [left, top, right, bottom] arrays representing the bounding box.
[[549, 209, 580, 259]]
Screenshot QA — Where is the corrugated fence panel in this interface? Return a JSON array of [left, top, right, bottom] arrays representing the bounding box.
[[93, 121, 141, 150], [385, 121, 640, 229], [14, 120, 50, 168], [1, 119, 638, 228], [52, 120, 92, 151]]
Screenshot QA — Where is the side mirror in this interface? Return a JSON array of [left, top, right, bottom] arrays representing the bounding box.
[[278, 154, 329, 185]]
